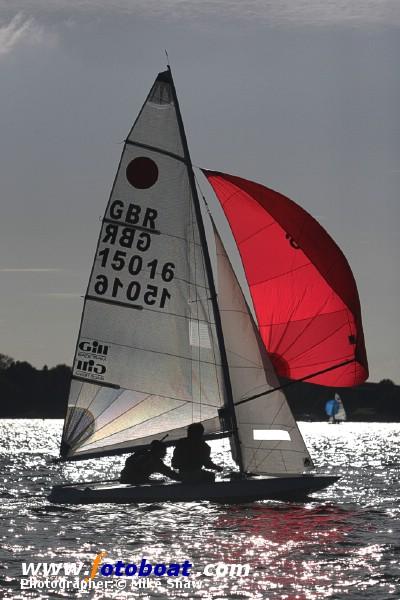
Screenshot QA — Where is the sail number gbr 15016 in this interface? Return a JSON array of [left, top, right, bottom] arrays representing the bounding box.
[[94, 250, 174, 309], [91, 202, 175, 310]]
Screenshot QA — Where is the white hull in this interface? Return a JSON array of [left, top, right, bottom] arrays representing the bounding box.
[[48, 475, 338, 505]]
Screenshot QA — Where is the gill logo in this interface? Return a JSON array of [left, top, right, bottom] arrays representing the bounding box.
[[76, 359, 106, 375], [78, 340, 109, 356], [84, 551, 107, 582]]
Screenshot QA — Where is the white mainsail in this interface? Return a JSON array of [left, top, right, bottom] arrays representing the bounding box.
[[213, 229, 314, 474], [61, 71, 227, 459]]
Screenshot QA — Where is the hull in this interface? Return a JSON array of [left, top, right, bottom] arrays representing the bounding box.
[[48, 475, 338, 505]]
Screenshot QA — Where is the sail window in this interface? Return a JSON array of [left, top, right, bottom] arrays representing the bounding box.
[[148, 79, 172, 105], [189, 320, 211, 348], [253, 429, 291, 441]]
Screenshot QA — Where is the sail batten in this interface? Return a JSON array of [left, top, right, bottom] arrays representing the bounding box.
[[125, 139, 188, 164], [71, 375, 121, 390]]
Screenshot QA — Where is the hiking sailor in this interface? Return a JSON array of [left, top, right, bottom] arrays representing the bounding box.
[[172, 423, 223, 483], [120, 440, 180, 484]]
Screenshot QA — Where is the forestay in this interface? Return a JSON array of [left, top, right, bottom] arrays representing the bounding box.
[[213, 228, 313, 474], [61, 71, 226, 460]]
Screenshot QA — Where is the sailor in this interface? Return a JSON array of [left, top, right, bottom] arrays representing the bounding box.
[[120, 440, 180, 484], [172, 423, 223, 483]]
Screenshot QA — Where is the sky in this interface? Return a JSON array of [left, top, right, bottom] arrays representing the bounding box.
[[0, 1, 399, 383]]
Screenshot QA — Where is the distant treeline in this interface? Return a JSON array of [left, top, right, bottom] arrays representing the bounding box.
[[0, 353, 399, 421], [0, 354, 70, 418]]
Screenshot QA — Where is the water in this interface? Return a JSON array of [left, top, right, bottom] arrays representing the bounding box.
[[1, 420, 399, 599]]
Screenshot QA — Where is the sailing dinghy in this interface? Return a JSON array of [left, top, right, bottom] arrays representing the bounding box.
[[49, 68, 368, 505], [325, 393, 347, 424]]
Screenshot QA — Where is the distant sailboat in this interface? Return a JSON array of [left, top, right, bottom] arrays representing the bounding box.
[[49, 68, 367, 504], [325, 393, 347, 424]]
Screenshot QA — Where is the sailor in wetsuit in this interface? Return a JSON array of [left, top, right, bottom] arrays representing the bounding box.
[[120, 440, 180, 485], [172, 423, 223, 483]]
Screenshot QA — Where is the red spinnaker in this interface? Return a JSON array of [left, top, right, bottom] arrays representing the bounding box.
[[204, 170, 368, 387]]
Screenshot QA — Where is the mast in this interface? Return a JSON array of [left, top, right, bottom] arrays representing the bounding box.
[[167, 66, 245, 473]]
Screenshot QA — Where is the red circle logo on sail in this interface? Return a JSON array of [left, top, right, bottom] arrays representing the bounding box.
[[126, 157, 158, 189]]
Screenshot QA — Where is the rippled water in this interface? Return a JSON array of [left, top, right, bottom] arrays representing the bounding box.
[[1, 420, 400, 599]]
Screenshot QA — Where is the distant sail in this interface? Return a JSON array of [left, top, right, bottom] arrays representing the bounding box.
[[334, 393, 347, 421], [204, 170, 368, 387], [325, 398, 339, 418], [61, 72, 227, 460], [214, 227, 313, 474]]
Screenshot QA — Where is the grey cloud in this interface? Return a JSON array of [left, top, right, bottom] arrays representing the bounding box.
[[0, 1, 399, 27], [0, 12, 55, 56]]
